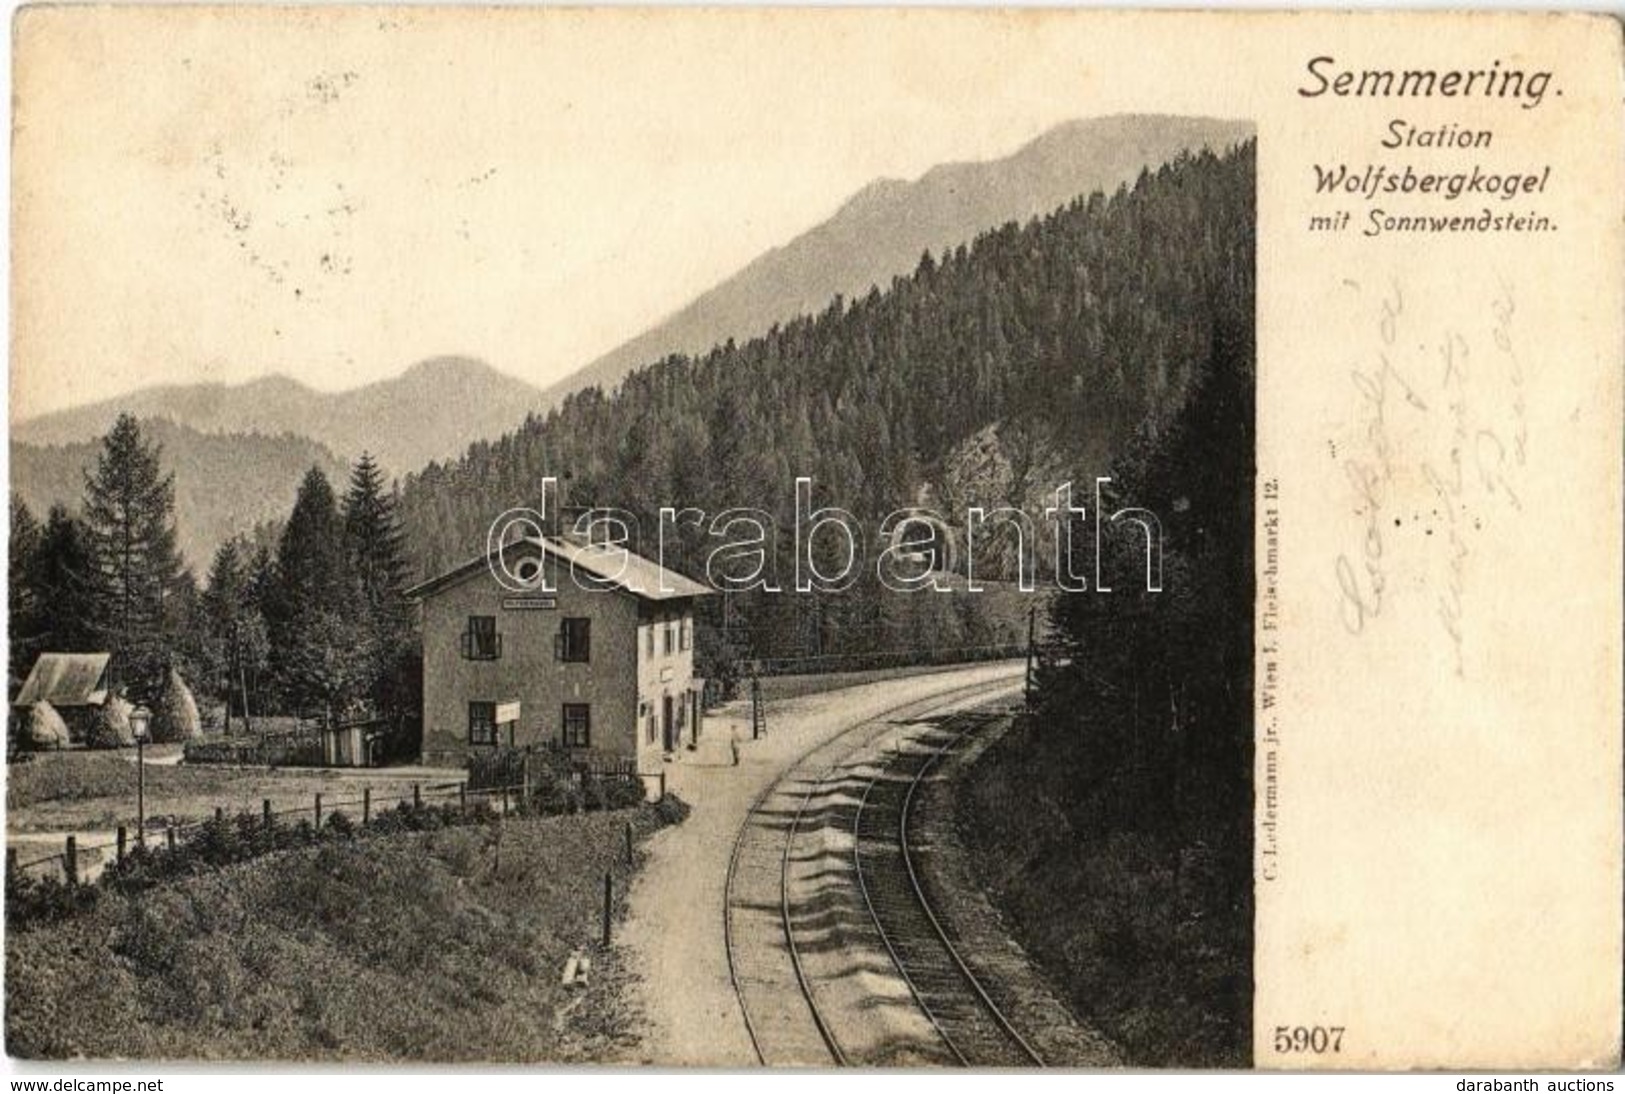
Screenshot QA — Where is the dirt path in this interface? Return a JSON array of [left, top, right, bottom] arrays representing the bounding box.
[[615, 661, 1024, 1066]]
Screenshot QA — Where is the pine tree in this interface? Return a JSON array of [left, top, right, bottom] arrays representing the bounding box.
[[273, 468, 350, 619], [163, 567, 205, 686], [9, 500, 42, 689], [243, 538, 278, 615], [342, 454, 409, 621], [80, 414, 184, 695], [240, 537, 279, 713], [25, 506, 101, 657], [341, 453, 415, 712], [271, 467, 360, 716], [200, 540, 270, 732]]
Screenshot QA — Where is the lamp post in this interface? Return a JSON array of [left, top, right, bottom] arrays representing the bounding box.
[[129, 705, 151, 847]]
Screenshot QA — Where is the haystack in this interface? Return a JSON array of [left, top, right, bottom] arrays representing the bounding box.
[[21, 700, 70, 751], [152, 668, 203, 742], [84, 694, 136, 749]]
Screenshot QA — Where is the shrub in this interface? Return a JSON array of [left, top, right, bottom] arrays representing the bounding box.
[[9, 779, 687, 932], [601, 778, 646, 811], [7, 869, 99, 928], [527, 777, 581, 816], [9, 797, 694, 1060], [653, 794, 690, 827], [325, 810, 356, 838]]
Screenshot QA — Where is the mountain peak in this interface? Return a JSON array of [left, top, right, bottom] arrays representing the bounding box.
[[400, 355, 496, 381], [242, 373, 315, 394], [13, 356, 546, 474], [544, 114, 1254, 407]]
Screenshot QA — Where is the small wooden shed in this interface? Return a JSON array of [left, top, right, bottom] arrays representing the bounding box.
[[13, 653, 113, 744]]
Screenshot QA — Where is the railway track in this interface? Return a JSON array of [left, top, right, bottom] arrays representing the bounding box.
[[852, 713, 1045, 1067], [724, 675, 1041, 1067]]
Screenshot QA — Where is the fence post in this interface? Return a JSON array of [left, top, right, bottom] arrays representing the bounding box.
[[215, 806, 225, 824], [522, 753, 532, 802], [624, 821, 634, 865], [413, 783, 422, 809], [315, 793, 323, 829], [501, 785, 510, 815], [116, 826, 127, 863], [459, 783, 467, 815], [263, 799, 273, 830], [363, 786, 372, 826], [659, 771, 667, 802], [166, 825, 176, 851], [64, 836, 77, 886], [602, 870, 613, 947]]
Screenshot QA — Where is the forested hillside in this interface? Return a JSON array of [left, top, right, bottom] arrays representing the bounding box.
[[550, 115, 1253, 408], [954, 150, 1255, 1064], [400, 141, 1256, 666]]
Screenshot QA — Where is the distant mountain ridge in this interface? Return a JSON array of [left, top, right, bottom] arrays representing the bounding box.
[[14, 113, 1252, 525], [540, 114, 1254, 408], [13, 356, 546, 475], [11, 419, 350, 569]]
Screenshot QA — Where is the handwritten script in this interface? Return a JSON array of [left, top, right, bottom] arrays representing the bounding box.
[[1334, 275, 1529, 677]]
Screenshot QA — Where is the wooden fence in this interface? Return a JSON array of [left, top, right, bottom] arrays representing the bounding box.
[[10, 768, 665, 887], [746, 642, 1027, 677], [183, 729, 324, 768], [467, 744, 654, 805], [183, 714, 420, 769]]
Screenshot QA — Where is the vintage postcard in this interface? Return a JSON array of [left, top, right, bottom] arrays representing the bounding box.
[[4, 6, 1620, 1073]]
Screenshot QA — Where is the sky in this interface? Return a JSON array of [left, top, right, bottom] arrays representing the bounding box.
[[10, 8, 1217, 421]]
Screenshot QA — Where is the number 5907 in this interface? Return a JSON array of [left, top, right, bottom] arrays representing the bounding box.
[[1273, 1026, 1344, 1054]]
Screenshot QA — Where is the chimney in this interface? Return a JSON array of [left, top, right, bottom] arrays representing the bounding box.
[[558, 504, 593, 543]]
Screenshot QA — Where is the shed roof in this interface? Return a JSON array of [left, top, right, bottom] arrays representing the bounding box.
[[15, 652, 112, 708], [406, 535, 712, 603]]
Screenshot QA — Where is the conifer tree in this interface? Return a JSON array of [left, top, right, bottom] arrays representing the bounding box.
[[81, 414, 184, 694], [342, 454, 409, 624], [241, 537, 279, 712], [201, 539, 270, 731], [9, 500, 42, 688], [274, 468, 350, 618], [341, 453, 415, 712], [270, 467, 360, 716], [25, 506, 100, 657]]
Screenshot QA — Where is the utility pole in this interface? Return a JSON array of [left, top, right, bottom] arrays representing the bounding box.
[[131, 705, 152, 847], [1025, 603, 1037, 709], [750, 667, 765, 740]]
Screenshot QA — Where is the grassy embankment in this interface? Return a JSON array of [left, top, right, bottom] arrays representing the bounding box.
[[7, 799, 686, 1061], [956, 715, 1250, 1068]]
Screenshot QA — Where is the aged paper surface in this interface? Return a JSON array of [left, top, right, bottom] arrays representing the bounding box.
[[6, 6, 1622, 1071], [1245, 12, 1621, 1071]]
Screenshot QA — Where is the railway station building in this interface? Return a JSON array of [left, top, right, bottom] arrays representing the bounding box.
[[406, 531, 712, 771]]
